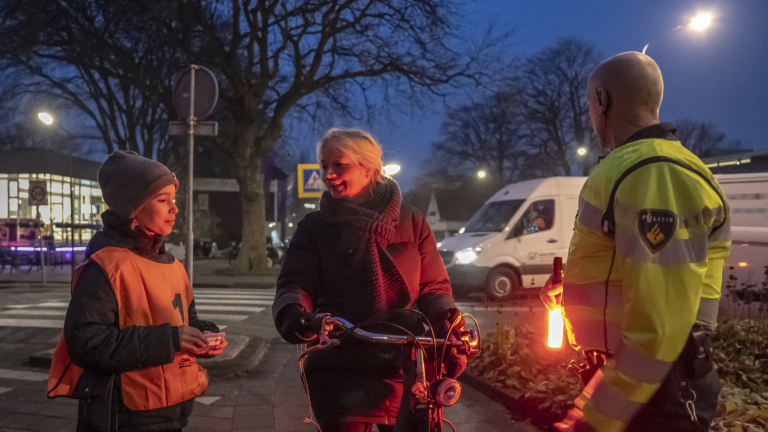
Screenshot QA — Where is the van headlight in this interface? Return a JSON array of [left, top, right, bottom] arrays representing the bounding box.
[[456, 247, 482, 264]]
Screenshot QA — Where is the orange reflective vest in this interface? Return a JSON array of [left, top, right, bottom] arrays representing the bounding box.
[[48, 246, 208, 411]]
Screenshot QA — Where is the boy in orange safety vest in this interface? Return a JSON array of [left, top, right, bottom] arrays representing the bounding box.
[[48, 150, 227, 432]]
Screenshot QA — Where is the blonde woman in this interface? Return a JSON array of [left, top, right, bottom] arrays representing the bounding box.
[[272, 128, 466, 432]]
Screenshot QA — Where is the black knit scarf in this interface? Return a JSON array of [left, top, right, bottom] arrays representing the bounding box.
[[319, 178, 410, 322]]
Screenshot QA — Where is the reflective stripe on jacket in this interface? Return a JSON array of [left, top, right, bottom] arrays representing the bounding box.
[[48, 246, 208, 410], [562, 137, 731, 432]]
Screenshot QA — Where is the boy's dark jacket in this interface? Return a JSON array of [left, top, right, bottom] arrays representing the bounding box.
[[64, 210, 218, 432]]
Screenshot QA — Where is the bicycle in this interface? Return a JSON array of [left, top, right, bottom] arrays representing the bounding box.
[[0, 248, 34, 274], [297, 313, 481, 432]]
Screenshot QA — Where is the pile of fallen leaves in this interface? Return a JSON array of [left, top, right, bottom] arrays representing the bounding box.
[[466, 324, 582, 426], [710, 320, 768, 432], [467, 319, 768, 431]]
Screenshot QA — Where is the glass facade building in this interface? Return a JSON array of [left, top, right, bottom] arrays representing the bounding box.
[[0, 150, 105, 246]]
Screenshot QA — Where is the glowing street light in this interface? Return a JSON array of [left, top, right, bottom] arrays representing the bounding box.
[[477, 170, 486, 178], [642, 12, 712, 54], [38, 112, 54, 125], [577, 147, 587, 156], [384, 164, 401, 176], [690, 13, 712, 30]]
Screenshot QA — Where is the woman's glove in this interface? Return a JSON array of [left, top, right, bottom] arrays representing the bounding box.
[[278, 304, 317, 344], [433, 308, 468, 379]]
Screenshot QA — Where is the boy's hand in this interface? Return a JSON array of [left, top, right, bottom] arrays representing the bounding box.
[[178, 325, 208, 354], [198, 331, 229, 357]]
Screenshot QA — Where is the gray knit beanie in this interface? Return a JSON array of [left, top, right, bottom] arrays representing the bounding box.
[[98, 150, 179, 219]]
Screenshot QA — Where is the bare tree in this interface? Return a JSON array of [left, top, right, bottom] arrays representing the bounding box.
[[0, 1, 185, 162], [158, 0, 503, 272], [519, 38, 601, 176], [675, 118, 742, 158], [429, 89, 526, 189], [0, 0, 503, 272]]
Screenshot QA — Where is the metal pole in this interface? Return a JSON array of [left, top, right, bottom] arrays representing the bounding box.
[[38, 206, 46, 286], [70, 156, 76, 275], [186, 65, 197, 286]]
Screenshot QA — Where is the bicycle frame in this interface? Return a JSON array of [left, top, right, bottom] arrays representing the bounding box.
[[299, 314, 481, 432]]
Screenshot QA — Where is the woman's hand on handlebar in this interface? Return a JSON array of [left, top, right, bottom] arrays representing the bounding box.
[[279, 305, 318, 344], [435, 307, 468, 379]]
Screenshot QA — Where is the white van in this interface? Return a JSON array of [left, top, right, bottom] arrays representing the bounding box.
[[437, 177, 586, 300], [439, 173, 768, 301]]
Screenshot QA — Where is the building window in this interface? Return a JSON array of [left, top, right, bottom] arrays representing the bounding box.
[[0, 179, 7, 218], [198, 194, 209, 211]]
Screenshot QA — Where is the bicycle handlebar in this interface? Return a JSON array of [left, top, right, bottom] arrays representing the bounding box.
[[299, 314, 481, 360]]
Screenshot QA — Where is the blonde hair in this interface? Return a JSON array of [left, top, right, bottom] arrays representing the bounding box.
[[316, 128, 386, 191]]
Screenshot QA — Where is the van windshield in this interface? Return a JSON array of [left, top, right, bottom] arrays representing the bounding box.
[[463, 199, 526, 233]]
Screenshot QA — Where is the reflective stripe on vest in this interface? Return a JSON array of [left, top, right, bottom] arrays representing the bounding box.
[[47, 247, 208, 410]]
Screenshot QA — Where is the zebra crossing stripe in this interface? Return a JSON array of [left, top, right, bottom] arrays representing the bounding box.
[[195, 306, 265, 312], [0, 310, 64, 316], [195, 299, 273, 305], [200, 314, 249, 322], [195, 396, 221, 405], [194, 289, 275, 295], [194, 294, 275, 299], [0, 318, 64, 328], [0, 368, 49, 381], [0, 387, 12, 395]]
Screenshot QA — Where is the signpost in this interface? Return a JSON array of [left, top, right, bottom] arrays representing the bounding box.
[[169, 65, 219, 285], [28, 181, 48, 285], [297, 164, 324, 198]]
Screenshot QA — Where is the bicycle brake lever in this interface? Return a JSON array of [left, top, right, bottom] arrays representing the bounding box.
[[298, 314, 341, 360]]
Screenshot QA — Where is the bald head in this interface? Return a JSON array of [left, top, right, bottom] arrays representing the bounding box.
[[587, 52, 665, 150]]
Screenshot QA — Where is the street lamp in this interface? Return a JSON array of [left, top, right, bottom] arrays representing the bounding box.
[[38, 112, 54, 125], [577, 147, 588, 176], [642, 12, 712, 54], [384, 164, 401, 176], [689, 13, 712, 31], [477, 170, 486, 178]]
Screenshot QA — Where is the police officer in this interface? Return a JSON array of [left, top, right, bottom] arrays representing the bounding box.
[[540, 52, 731, 432]]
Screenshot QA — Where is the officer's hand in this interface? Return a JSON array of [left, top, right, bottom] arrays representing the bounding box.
[[540, 274, 563, 311], [554, 408, 595, 432], [178, 325, 208, 354], [198, 330, 229, 357]]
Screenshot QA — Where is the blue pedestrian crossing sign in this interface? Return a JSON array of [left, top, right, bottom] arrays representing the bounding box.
[[298, 164, 324, 198]]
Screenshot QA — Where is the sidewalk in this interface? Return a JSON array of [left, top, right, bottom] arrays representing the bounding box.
[[188, 339, 540, 432], [192, 303, 540, 431]]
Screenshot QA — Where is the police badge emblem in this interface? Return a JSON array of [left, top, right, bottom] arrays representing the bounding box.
[[637, 209, 677, 253]]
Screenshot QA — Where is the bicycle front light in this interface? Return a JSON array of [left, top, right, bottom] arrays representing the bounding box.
[[455, 247, 481, 264], [430, 378, 462, 407]]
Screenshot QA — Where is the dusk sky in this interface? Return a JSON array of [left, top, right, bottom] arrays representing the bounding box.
[[361, 0, 768, 191]]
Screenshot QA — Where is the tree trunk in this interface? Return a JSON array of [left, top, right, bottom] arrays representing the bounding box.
[[231, 123, 269, 273], [232, 156, 268, 273]]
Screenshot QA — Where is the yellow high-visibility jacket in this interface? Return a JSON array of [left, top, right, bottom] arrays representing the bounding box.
[[562, 128, 731, 432]]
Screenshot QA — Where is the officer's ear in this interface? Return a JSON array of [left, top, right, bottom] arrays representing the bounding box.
[[596, 87, 610, 115]]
